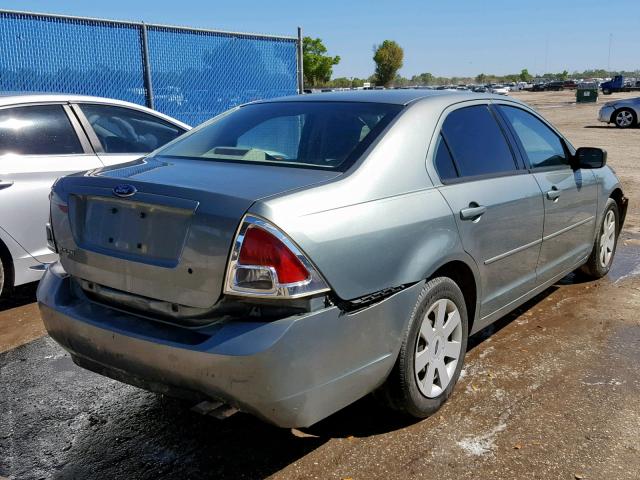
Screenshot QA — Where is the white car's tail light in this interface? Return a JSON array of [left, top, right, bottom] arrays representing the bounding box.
[[224, 215, 330, 299]]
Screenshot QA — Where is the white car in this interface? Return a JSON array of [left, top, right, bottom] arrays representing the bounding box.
[[598, 97, 640, 128], [490, 85, 510, 95], [0, 94, 190, 297]]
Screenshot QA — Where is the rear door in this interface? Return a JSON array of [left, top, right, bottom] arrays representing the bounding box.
[[0, 103, 100, 264], [495, 104, 598, 283], [71, 103, 187, 167], [432, 103, 545, 319]]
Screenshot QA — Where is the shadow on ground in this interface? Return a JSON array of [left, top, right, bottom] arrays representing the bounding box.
[[0, 282, 37, 312]]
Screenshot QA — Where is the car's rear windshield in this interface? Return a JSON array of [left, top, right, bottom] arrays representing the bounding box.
[[153, 101, 403, 171]]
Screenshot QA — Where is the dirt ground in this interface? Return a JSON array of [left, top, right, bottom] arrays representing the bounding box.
[[1, 90, 640, 480]]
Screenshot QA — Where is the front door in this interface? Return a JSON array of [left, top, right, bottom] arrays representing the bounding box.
[[0, 104, 101, 264], [496, 104, 598, 283]]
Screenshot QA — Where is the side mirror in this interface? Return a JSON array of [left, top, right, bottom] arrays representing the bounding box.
[[574, 147, 607, 169]]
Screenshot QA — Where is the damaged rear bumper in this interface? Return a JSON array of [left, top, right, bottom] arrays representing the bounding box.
[[37, 263, 422, 428]]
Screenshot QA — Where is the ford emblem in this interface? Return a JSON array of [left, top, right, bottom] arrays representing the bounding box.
[[113, 184, 137, 197]]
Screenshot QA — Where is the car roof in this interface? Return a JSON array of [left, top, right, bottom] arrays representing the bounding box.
[[253, 89, 518, 106], [0, 92, 191, 129]]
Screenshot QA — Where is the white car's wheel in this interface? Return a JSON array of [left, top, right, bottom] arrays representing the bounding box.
[[0, 256, 5, 298], [613, 108, 636, 128]]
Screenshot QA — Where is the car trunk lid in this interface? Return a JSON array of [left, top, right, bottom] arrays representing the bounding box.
[[51, 157, 340, 309]]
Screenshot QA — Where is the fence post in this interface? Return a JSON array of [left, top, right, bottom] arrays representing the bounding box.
[[140, 22, 155, 109], [297, 26, 304, 94]]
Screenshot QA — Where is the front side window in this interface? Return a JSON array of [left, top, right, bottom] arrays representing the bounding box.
[[0, 105, 83, 156], [498, 105, 568, 169], [155, 102, 403, 171], [441, 105, 517, 178], [80, 104, 185, 154]]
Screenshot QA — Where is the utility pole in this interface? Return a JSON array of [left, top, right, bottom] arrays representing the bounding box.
[[297, 27, 304, 94], [544, 37, 549, 74], [607, 33, 613, 72]]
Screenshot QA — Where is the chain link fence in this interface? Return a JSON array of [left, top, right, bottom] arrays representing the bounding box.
[[0, 10, 301, 125]]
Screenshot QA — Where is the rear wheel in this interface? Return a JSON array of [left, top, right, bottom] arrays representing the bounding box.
[[581, 199, 619, 279], [377, 277, 468, 418], [0, 247, 13, 299], [0, 256, 5, 298], [613, 108, 636, 128]]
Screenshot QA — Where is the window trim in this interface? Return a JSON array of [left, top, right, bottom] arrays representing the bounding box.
[[492, 102, 574, 172], [431, 102, 523, 185], [62, 104, 93, 154], [71, 102, 188, 155], [438, 167, 530, 186], [433, 133, 459, 182], [0, 102, 92, 157]]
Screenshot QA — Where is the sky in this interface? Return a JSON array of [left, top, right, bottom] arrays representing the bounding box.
[[1, 0, 639, 79]]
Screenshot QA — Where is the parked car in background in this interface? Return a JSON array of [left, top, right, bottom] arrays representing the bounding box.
[[531, 83, 548, 92], [600, 75, 640, 95], [545, 81, 565, 91], [39, 90, 626, 428], [490, 85, 510, 95], [0, 94, 190, 297], [598, 96, 640, 128]]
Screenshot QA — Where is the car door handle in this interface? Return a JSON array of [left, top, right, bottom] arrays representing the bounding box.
[[0, 180, 13, 190], [546, 187, 561, 201], [460, 205, 487, 220]]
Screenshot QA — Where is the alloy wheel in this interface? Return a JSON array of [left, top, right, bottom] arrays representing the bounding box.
[[414, 298, 463, 398], [599, 210, 616, 268], [615, 110, 635, 128]]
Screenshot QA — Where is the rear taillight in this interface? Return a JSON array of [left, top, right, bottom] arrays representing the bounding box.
[[224, 215, 329, 299], [46, 222, 57, 253]]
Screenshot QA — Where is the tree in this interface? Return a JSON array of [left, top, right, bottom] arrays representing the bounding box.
[[519, 68, 532, 82], [411, 72, 435, 85], [559, 70, 569, 80], [373, 40, 404, 87], [329, 77, 352, 88], [303, 36, 340, 87], [394, 74, 409, 87], [475, 73, 487, 84]]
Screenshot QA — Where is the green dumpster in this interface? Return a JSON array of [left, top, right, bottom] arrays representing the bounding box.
[[576, 83, 598, 103]]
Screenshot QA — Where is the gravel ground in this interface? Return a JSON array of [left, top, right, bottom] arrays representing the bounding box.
[[1, 90, 639, 480]]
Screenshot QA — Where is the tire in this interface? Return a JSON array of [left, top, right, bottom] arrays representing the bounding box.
[[613, 108, 637, 129], [0, 256, 5, 298], [581, 199, 619, 279], [603, 88, 611, 95], [377, 277, 469, 418]]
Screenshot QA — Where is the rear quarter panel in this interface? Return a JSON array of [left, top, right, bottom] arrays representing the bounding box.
[[254, 188, 470, 301]]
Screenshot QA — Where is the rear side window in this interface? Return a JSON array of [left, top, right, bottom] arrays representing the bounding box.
[[433, 133, 458, 181], [80, 104, 185, 154], [155, 101, 403, 171], [497, 105, 568, 169], [441, 105, 517, 178], [0, 105, 83, 156]]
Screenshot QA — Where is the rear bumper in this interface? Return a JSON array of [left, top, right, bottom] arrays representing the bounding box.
[[37, 263, 422, 427]]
